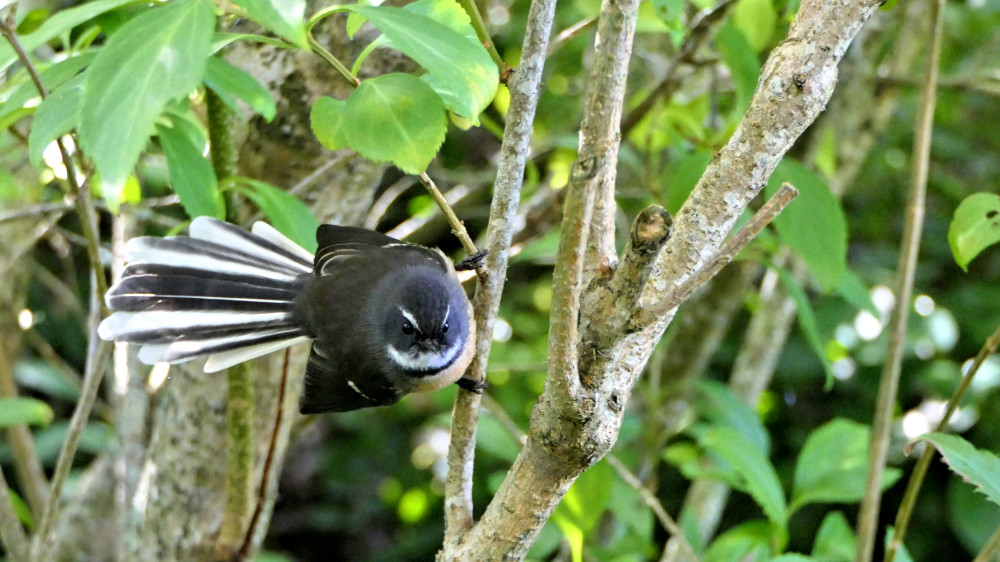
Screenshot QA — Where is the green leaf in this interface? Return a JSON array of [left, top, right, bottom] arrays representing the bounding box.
[[702, 520, 774, 562], [203, 57, 276, 122], [917, 433, 1000, 508], [28, 74, 84, 167], [156, 118, 224, 220], [665, 150, 712, 214], [15, 359, 81, 402], [695, 379, 770, 454], [766, 159, 848, 292], [0, 397, 54, 428], [700, 426, 787, 527], [310, 96, 348, 151], [835, 269, 878, 316], [884, 527, 914, 562], [716, 22, 760, 118], [231, 0, 309, 49], [774, 266, 835, 389], [947, 192, 1000, 271], [79, 0, 215, 210], [230, 178, 319, 253], [948, 478, 1000, 556], [0, 0, 135, 74], [313, 73, 447, 174], [790, 419, 903, 513], [551, 461, 614, 562], [812, 511, 856, 562], [0, 53, 95, 124], [8, 488, 34, 528], [731, 0, 776, 53], [346, 4, 498, 122]]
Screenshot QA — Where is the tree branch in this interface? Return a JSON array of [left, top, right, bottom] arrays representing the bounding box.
[[857, 0, 944, 558], [440, 0, 558, 547]]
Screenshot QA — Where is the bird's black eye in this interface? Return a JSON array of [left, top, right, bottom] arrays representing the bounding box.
[[401, 321, 414, 335], [442, 322, 449, 334]]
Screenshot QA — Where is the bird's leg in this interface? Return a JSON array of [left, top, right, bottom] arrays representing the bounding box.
[[455, 249, 488, 271], [456, 376, 487, 393]]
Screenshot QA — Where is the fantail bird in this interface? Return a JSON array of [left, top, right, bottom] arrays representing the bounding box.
[[98, 217, 483, 414]]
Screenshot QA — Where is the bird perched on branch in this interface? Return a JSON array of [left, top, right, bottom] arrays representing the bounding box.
[[98, 217, 482, 414]]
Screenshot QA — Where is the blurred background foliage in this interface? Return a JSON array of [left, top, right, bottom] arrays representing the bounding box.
[[2, 0, 1000, 560]]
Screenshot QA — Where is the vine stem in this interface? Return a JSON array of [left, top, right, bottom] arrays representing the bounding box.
[[455, 0, 506, 71], [855, 0, 944, 559], [886, 323, 1000, 562]]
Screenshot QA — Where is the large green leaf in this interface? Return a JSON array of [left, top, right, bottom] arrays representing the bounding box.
[[702, 520, 774, 562], [700, 426, 787, 527], [551, 461, 614, 562], [731, 0, 776, 53], [0, 0, 134, 74], [78, 0, 215, 210], [811, 511, 856, 561], [947, 192, 1000, 271], [0, 53, 95, 123], [203, 57, 276, 122], [228, 178, 319, 253], [0, 397, 54, 428], [28, 74, 84, 167], [790, 419, 902, 513], [345, 4, 498, 122], [918, 433, 1000, 508], [311, 73, 447, 174], [231, 0, 308, 49], [774, 265, 835, 388], [695, 379, 770, 454], [716, 22, 760, 118], [766, 159, 848, 292], [156, 116, 224, 220]]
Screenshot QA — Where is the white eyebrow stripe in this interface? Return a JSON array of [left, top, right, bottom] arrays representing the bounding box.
[[443, 305, 450, 327], [399, 307, 421, 332]]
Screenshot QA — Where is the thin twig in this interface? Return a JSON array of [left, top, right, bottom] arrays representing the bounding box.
[[31, 326, 112, 560], [605, 455, 696, 561], [887, 324, 1000, 561], [455, 0, 506, 72], [547, 16, 598, 57], [386, 183, 475, 242], [856, 0, 943, 559], [441, 0, 557, 542], [418, 174, 481, 260], [644, 183, 798, 318], [620, 0, 737, 136], [363, 176, 416, 229], [0, 464, 29, 562]]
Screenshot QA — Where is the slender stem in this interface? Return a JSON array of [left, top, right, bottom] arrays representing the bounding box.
[[974, 524, 1000, 562], [606, 455, 696, 561], [307, 34, 360, 87], [418, 173, 482, 263], [645, 183, 798, 318], [31, 329, 112, 561], [857, 0, 944, 559], [441, 0, 557, 542], [456, 0, 506, 70], [547, 17, 597, 57], [887, 324, 1000, 562], [0, 465, 29, 562]]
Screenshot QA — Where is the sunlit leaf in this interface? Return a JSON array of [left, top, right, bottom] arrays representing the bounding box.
[[791, 419, 902, 512], [203, 57, 276, 122], [156, 116, 223, 220], [774, 266, 835, 389], [345, 4, 498, 122], [767, 159, 848, 292], [695, 379, 770, 454], [948, 192, 1000, 271], [0, 0, 134, 74], [312, 73, 446, 174], [0, 397, 54, 428], [28, 74, 84, 167], [551, 461, 614, 562], [702, 520, 773, 562], [0, 53, 95, 124], [716, 22, 760, 117], [231, 0, 309, 49], [731, 0, 776, 52], [812, 511, 855, 561], [79, 0, 215, 210], [700, 426, 787, 527], [917, 433, 1000, 509]]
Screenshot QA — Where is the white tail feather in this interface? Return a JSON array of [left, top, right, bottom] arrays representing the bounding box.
[[251, 221, 315, 264], [189, 217, 312, 274], [98, 311, 289, 340], [204, 335, 311, 372], [123, 239, 300, 282]]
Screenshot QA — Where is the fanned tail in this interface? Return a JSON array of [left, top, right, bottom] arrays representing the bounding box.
[[98, 217, 315, 372]]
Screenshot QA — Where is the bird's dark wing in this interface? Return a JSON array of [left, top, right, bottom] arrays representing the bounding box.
[[314, 225, 401, 275], [299, 344, 403, 414]]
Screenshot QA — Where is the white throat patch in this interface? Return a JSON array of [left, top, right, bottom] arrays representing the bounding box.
[[386, 342, 462, 372]]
